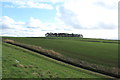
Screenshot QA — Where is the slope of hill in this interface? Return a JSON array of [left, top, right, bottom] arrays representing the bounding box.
[[2, 43, 108, 78], [2, 37, 119, 78], [5, 37, 118, 67]]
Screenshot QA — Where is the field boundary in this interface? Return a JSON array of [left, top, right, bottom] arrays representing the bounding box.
[[3, 39, 119, 78]]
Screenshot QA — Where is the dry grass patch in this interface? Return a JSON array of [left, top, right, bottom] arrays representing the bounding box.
[[4, 39, 63, 57], [18, 64, 25, 68], [4, 39, 14, 43], [31, 45, 63, 57]]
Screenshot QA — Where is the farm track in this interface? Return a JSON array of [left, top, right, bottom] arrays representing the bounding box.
[[3, 41, 119, 79]]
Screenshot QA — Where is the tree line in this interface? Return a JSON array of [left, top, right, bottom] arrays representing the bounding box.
[[45, 32, 83, 38]]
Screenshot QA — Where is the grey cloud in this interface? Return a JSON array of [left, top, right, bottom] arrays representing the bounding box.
[[97, 23, 117, 29], [0, 23, 12, 29], [94, 1, 117, 10], [57, 6, 84, 29], [57, 6, 117, 30]]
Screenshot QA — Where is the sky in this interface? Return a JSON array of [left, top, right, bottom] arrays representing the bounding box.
[[0, 0, 119, 39]]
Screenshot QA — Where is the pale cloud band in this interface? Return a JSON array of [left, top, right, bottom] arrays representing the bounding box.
[[0, 0, 65, 3], [2, 1, 54, 9], [0, 16, 118, 39]]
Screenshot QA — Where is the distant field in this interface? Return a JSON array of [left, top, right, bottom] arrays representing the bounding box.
[[2, 43, 107, 78], [45, 37, 119, 43], [4, 37, 118, 67]]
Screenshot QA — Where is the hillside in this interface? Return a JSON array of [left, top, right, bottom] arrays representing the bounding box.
[[2, 37, 119, 78], [4, 37, 118, 67], [2, 43, 108, 78]]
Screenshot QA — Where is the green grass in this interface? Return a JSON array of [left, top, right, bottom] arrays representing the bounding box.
[[43, 37, 118, 43], [4, 37, 118, 68], [0, 37, 2, 79], [2, 43, 109, 78]]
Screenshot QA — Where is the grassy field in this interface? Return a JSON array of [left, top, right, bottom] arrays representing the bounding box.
[[45, 37, 118, 43], [2, 43, 109, 78], [4, 37, 118, 68], [0, 38, 2, 79]]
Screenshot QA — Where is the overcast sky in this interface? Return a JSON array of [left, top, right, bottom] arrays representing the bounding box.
[[0, 0, 119, 39]]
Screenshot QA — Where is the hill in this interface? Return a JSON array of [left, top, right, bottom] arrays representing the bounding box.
[[2, 37, 119, 78], [2, 43, 108, 78]]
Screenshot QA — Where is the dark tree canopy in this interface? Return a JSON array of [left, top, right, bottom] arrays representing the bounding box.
[[45, 32, 83, 38]]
